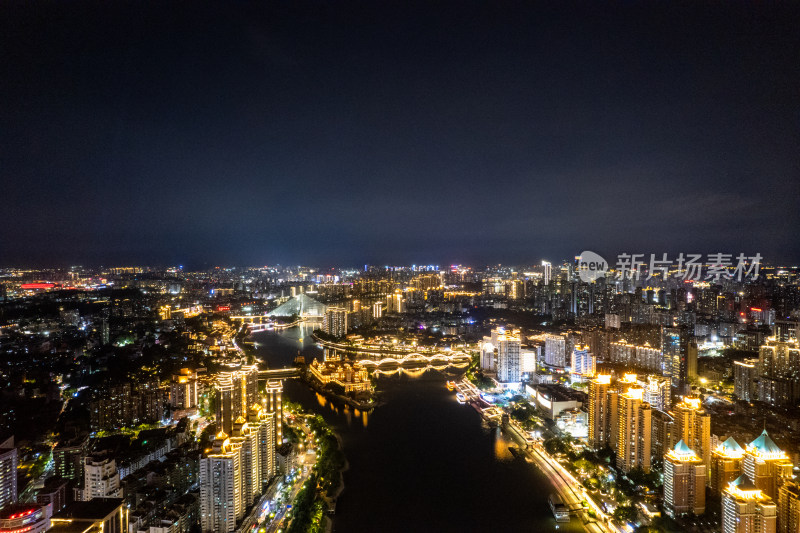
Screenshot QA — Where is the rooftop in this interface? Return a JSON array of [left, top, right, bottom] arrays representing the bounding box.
[[59, 498, 123, 520], [748, 429, 784, 455], [673, 439, 693, 455], [731, 475, 758, 491], [716, 437, 744, 456]]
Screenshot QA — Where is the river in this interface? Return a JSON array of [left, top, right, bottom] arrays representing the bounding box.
[[253, 325, 586, 533]]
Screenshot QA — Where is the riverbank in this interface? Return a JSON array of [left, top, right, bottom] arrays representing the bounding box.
[[286, 415, 347, 533], [499, 420, 612, 533], [323, 430, 349, 533]]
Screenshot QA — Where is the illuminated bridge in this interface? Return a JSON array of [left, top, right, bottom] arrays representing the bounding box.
[[258, 368, 300, 379], [354, 351, 472, 367], [243, 317, 322, 332]]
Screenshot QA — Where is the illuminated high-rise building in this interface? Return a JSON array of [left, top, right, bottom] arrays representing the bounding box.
[[743, 430, 793, 501], [711, 437, 745, 495], [53, 437, 88, 482], [643, 375, 671, 412], [200, 432, 243, 533], [79, 454, 122, 501], [639, 343, 664, 373], [607, 372, 638, 455], [722, 476, 777, 533], [757, 339, 800, 406], [542, 261, 552, 286], [101, 317, 110, 345], [248, 405, 276, 490], [495, 328, 521, 385], [735, 359, 759, 402], [778, 482, 800, 533], [507, 279, 523, 300], [673, 396, 712, 474], [588, 375, 611, 449], [521, 350, 537, 374], [609, 341, 636, 367], [617, 386, 652, 473], [89, 383, 132, 430], [664, 440, 706, 518], [387, 291, 406, 314], [570, 344, 596, 377], [609, 341, 662, 373], [0, 437, 18, 510], [230, 417, 260, 508], [663, 327, 689, 390], [215, 365, 260, 435], [651, 409, 674, 459], [480, 327, 521, 385], [480, 336, 497, 373], [215, 374, 241, 436], [544, 335, 566, 368], [608, 388, 620, 452], [170, 368, 199, 409], [759, 339, 800, 378], [322, 307, 348, 338], [265, 379, 283, 446]]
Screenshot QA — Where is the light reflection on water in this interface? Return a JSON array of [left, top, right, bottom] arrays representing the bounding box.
[[253, 327, 585, 533], [493, 427, 515, 461], [315, 392, 327, 408]]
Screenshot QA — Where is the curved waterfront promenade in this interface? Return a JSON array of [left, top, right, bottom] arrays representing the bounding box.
[[504, 418, 619, 533]]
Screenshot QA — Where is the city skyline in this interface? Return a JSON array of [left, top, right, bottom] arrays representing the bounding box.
[[2, 260, 800, 532]]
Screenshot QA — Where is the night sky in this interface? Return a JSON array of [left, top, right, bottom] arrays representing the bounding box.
[[2, 2, 799, 268]]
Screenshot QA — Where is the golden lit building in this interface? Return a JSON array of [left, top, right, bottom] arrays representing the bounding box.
[[588, 374, 611, 449], [778, 482, 800, 533], [170, 368, 198, 409], [215, 365, 259, 435], [200, 432, 243, 533], [712, 437, 745, 495], [722, 476, 777, 533], [743, 430, 793, 501], [608, 388, 620, 453], [616, 386, 652, 473], [309, 356, 371, 393], [248, 405, 276, 489], [664, 440, 706, 518], [673, 396, 712, 476], [230, 417, 260, 508], [757, 339, 800, 406], [264, 380, 283, 446]]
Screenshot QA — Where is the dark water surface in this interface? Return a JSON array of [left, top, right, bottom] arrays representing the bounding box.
[[253, 326, 585, 533]]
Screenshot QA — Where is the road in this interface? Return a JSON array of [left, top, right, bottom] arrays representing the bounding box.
[[245, 417, 316, 533], [502, 415, 622, 533]]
